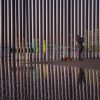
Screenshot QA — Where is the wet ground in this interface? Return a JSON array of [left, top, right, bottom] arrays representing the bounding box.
[[0, 54, 100, 100]]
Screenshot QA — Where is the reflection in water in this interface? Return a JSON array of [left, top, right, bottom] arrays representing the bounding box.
[[0, 54, 100, 100]]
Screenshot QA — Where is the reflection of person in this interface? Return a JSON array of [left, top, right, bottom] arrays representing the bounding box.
[[76, 35, 84, 60], [77, 68, 86, 84]]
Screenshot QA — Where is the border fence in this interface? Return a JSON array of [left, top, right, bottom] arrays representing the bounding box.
[[0, 0, 100, 61], [0, 0, 100, 99]]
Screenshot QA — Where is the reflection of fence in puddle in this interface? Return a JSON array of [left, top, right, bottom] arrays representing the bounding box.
[[0, 60, 100, 100]]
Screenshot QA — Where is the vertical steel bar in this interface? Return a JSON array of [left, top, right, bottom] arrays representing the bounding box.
[[89, 69, 92, 100], [29, 63, 32, 100], [73, 0, 76, 58], [39, 64, 43, 100], [81, 0, 83, 37], [0, 1, 3, 99], [82, 70, 85, 100], [42, 0, 44, 61], [92, 70, 96, 100], [20, 0, 22, 62], [0, 0, 0, 52], [95, 0, 97, 58], [19, 65, 23, 100], [96, 71, 100, 100], [7, 0, 11, 99], [34, 65, 36, 100], [18, 0, 20, 63], [26, 0, 29, 65], [60, 66, 64, 100], [29, 64, 32, 100], [85, 69, 89, 100], [15, 0, 19, 99], [60, 0, 62, 59], [4, 0, 8, 98], [91, 0, 94, 58], [66, 0, 68, 57], [49, 0, 51, 60], [16, 0, 19, 62], [79, 82, 82, 100], [46, 0, 48, 61], [99, 0, 100, 57], [25, 0, 27, 63], [22, 0, 26, 61], [50, 65, 53, 100], [19, 1, 23, 100], [56, 0, 58, 60], [28, 0, 31, 62], [21, 1, 24, 99], [77, 0, 79, 59], [28, 0, 30, 65], [53, 0, 55, 60], [23, 63, 26, 100], [47, 65, 50, 100], [67, 67, 71, 100], [26, 67, 29, 100], [35, 0, 38, 61], [84, 0, 87, 58], [11, 0, 15, 99], [29, 0, 32, 97], [44, 64, 47, 99], [70, 0, 72, 57], [82, 83, 85, 100], [88, 0, 90, 58], [31, 0, 34, 61], [77, 0, 79, 35], [11, 0, 13, 61], [24, 2, 28, 99], [36, 65, 39, 100], [63, 0, 65, 58], [15, 0, 17, 67], [75, 67, 78, 100], [53, 65, 57, 100], [78, 68, 82, 100], [26, 0, 29, 98], [64, 66, 67, 100], [43, 64, 47, 100], [3, 0, 5, 60], [57, 66, 60, 100], [22, 0, 24, 61], [39, 0, 41, 61], [0, 62, 3, 99], [71, 67, 75, 100]]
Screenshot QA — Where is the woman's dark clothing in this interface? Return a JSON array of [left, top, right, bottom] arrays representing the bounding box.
[[77, 37, 84, 60]]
